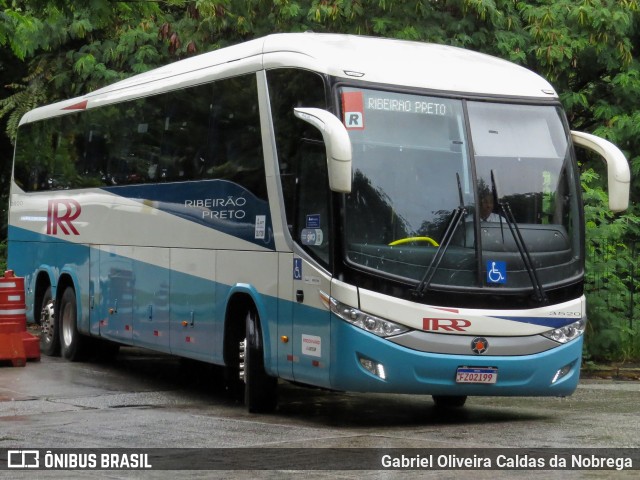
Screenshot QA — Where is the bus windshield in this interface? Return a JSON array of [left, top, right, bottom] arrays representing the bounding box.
[[341, 87, 582, 292]]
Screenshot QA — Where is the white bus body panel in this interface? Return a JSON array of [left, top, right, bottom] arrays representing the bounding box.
[[19, 33, 557, 127]]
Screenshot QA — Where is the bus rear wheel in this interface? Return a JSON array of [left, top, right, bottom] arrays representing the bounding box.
[[39, 286, 59, 356], [59, 286, 89, 361], [241, 307, 277, 413]]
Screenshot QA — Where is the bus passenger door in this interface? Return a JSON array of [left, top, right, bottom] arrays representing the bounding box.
[[291, 256, 332, 388], [285, 141, 334, 389], [277, 253, 294, 381]]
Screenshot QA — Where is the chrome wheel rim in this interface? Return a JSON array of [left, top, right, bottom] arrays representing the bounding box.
[[40, 300, 55, 346], [239, 339, 246, 383], [61, 302, 73, 347]]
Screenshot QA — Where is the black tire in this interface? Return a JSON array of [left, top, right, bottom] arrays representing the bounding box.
[[59, 286, 88, 361], [39, 286, 59, 356], [432, 395, 467, 408], [244, 308, 278, 413]]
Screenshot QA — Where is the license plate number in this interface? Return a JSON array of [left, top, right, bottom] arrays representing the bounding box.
[[456, 367, 498, 384]]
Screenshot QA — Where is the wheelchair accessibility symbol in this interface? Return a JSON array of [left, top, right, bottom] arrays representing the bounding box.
[[486, 261, 506, 284], [293, 258, 302, 280]]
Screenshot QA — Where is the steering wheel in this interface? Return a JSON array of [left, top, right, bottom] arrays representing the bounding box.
[[388, 236, 439, 247]]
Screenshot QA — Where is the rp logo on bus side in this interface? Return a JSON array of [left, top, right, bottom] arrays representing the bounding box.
[[47, 199, 81, 235]]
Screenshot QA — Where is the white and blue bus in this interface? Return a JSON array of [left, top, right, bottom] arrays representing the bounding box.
[[8, 33, 630, 411]]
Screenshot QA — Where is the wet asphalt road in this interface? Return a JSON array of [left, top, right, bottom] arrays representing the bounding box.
[[0, 348, 638, 479]]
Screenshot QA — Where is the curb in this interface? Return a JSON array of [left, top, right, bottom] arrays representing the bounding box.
[[581, 367, 640, 381]]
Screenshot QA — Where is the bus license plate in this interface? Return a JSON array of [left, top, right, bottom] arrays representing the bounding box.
[[456, 367, 498, 384]]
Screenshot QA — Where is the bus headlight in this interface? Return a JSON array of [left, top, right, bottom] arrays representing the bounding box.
[[320, 292, 409, 338], [542, 318, 586, 343]]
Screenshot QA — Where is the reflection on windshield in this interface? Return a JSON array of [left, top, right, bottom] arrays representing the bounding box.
[[468, 102, 581, 289], [342, 87, 582, 292], [343, 89, 476, 286]]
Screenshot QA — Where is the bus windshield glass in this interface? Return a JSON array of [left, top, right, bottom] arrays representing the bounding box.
[[341, 87, 582, 291]]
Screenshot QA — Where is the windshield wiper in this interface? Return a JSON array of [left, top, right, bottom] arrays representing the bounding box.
[[490, 170, 548, 304], [412, 174, 466, 298]]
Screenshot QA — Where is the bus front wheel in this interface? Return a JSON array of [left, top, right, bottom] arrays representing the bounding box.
[[242, 307, 278, 413]]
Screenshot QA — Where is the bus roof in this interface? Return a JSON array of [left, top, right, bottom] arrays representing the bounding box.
[[262, 33, 557, 99], [20, 33, 557, 125]]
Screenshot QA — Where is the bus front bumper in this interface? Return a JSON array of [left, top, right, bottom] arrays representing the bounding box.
[[329, 316, 582, 397]]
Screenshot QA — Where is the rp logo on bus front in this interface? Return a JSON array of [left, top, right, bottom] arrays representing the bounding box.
[[423, 318, 471, 332], [47, 199, 81, 235]]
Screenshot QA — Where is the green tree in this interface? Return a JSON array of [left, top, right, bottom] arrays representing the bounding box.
[[1, 0, 639, 359]]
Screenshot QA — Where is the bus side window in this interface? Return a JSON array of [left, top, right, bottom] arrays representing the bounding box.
[[15, 115, 105, 191], [14, 122, 44, 192], [160, 84, 213, 182], [294, 140, 331, 264], [267, 68, 330, 265], [206, 76, 267, 200], [14, 74, 266, 196], [89, 99, 163, 186]]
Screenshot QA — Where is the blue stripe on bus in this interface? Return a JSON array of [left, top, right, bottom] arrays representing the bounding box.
[[491, 316, 580, 329], [102, 179, 275, 250]]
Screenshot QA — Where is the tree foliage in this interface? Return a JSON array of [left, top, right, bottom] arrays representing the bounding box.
[[1, 0, 640, 359]]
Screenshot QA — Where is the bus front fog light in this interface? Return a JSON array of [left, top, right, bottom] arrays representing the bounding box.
[[358, 355, 386, 380], [552, 362, 575, 384]]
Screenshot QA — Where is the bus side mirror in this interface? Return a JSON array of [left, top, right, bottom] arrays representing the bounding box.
[[294, 107, 352, 193], [571, 130, 630, 213]]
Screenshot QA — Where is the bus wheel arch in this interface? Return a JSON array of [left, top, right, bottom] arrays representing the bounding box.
[[242, 305, 278, 413], [223, 292, 278, 413], [222, 293, 253, 398]]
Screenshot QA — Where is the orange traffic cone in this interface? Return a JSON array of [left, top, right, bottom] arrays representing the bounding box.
[[0, 270, 40, 366]]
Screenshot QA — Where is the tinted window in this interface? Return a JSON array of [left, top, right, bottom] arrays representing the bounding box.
[[14, 75, 266, 200], [267, 69, 330, 263]]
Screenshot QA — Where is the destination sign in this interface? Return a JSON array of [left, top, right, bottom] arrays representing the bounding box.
[[366, 97, 448, 116]]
